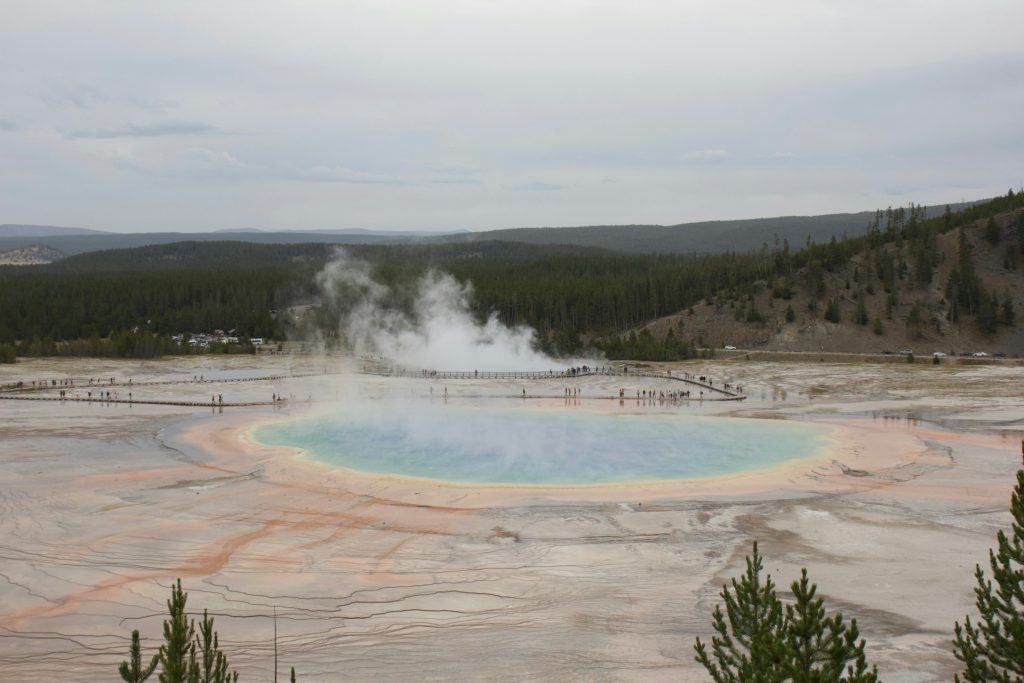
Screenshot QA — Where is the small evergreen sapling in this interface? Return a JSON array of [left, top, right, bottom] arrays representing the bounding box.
[[159, 579, 196, 683], [195, 608, 239, 683], [783, 569, 877, 682], [122, 579, 294, 682], [695, 543, 879, 682], [694, 542, 787, 682], [119, 629, 159, 683]]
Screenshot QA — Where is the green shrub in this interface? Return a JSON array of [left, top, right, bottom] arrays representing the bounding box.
[[0, 344, 15, 363]]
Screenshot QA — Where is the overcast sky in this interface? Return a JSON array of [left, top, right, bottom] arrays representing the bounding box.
[[1, 1, 1022, 232]]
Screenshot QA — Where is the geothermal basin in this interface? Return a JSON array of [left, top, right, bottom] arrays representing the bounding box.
[[2, 356, 1023, 682], [256, 404, 833, 485]]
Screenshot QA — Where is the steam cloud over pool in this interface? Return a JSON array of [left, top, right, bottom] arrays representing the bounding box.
[[255, 405, 833, 485]]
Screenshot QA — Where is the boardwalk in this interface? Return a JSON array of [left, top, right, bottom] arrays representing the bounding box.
[[0, 370, 334, 407], [0, 363, 745, 407], [370, 365, 745, 399], [0, 370, 342, 394], [0, 394, 298, 408]]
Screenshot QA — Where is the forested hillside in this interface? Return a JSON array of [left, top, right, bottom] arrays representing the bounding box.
[[0, 192, 1020, 360], [616, 194, 1024, 359], [0, 240, 763, 353]]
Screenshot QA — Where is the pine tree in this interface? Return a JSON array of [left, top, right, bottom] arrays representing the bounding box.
[[949, 227, 981, 316], [824, 298, 841, 324], [986, 217, 1002, 246], [783, 569, 878, 682], [976, 290, 999, 336], [694, 542, 787, 682], [119, 581, 299, 683], [695, 544, 879, 683], [953, 451, 1024, 681], [160, 579, 196, 683], [120, 629, 159, 683], [1002, 295, 1015, 327], [855, 294, 869, 326], [907, 301, 926, 340], [194, 609, 238, 683]]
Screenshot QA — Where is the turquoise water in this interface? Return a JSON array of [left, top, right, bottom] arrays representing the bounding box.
[[255, 405, 832, 485]]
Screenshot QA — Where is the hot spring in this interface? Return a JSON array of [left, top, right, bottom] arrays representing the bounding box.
[[254, 403, 834, 485]]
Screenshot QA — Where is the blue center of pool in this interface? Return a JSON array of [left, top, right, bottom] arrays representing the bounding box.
[[254, 405, 832, 485]]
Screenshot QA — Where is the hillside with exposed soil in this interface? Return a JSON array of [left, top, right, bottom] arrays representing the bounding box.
[[638, 207, 1024, 357], [0, 244, 64, 266]]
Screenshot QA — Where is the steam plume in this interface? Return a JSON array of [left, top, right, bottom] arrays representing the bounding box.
[[315, 250, 561, 371]]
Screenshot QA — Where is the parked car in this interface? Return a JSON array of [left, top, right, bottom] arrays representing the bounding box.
[[932, 352, 946, 357], [724, 345, 737, 350], [898, 348, 913, 355], [993, 352, 1007, 358], [972, 351, 988, 357]]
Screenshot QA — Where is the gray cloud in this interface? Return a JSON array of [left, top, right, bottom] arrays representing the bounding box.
[[0, 1, 1021, 231], [680, 149, 730, 164], [290, 165, 407, 185], [511, 181, 564, 192], [425, 177, 483, 186], [40, 84, 109, 110], [65, 121, 218, 139]]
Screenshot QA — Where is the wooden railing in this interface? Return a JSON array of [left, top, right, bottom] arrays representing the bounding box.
[[364, 365, 745, 399]]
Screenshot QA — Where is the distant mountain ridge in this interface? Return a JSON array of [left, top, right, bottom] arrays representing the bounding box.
[[0, 199, 985, 257], [428, 202, 976, 254], [0, 230, 406, 257], [0, 224, 108, 237], [213, 227, 464, 236]]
